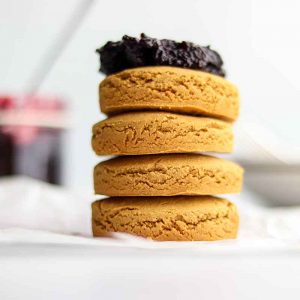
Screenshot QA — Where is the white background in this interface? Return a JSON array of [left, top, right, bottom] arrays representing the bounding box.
[[1, 0, 300, 192]]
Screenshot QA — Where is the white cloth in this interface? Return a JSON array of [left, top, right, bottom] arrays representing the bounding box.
[[0, 176, 91, 236]]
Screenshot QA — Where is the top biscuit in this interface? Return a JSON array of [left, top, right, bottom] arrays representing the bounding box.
[[99, 66, 239, 121]]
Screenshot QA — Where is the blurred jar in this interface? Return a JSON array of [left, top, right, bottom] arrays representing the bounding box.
[[0, 95, 67, 185]]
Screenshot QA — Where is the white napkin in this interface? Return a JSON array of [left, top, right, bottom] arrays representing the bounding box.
[[0, 176, 91, 236]]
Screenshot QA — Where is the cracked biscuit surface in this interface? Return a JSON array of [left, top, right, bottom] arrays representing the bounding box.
[[100, 66, 239, 121], [92, 111, 233, 155], [94, 154, 243, 196], [92, 196, 239, 241]]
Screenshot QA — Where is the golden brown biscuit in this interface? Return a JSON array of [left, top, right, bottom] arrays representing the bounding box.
[[94, 154, 243, 196], [92, 111, 233, 155], [92, 196, 239, 241], [100, 66, 239, 121]]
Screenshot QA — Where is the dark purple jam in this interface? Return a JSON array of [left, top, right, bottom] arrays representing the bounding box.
[[96, 33, 225, 77]]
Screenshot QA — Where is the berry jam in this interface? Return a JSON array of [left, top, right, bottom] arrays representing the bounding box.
[[97, 33, 225, 77]]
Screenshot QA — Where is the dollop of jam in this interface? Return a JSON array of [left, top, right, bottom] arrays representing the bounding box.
[[96, 33, 225, 77]]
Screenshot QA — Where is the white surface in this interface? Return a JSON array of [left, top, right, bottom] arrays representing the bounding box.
[[1, 242, 300, 300], [1, 177, 300, 299], [1, 233, 300, 300]]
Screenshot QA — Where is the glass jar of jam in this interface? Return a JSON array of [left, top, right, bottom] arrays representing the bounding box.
[[0, 95, 66, 185]]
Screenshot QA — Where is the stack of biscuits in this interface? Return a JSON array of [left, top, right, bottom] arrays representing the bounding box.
[[91, 35, 243, 241]]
